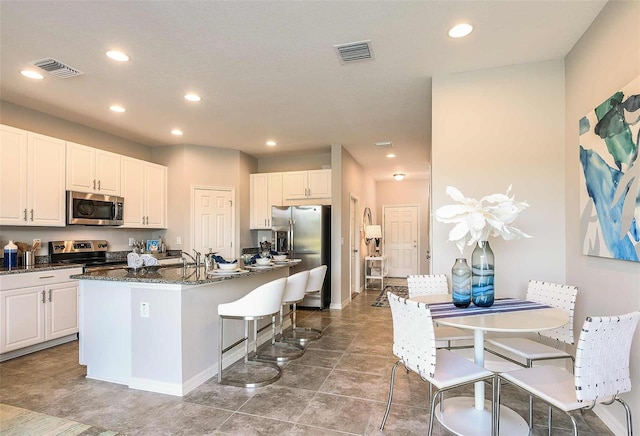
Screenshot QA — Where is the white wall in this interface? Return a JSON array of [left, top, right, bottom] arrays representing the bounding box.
[[432, 60, 567, 297], [565, 1, 640, 432], [152, 144, 256, 255], [335, 145, 377, 307], [257, 152, 330, 173]]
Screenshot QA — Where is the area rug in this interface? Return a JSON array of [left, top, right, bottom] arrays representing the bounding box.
[[372, 285, 409, 307]]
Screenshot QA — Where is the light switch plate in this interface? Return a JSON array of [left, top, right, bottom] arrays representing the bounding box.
[[140, 302, 149, 318]]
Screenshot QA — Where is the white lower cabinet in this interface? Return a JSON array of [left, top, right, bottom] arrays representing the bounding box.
[[0, 268, 81, 354]]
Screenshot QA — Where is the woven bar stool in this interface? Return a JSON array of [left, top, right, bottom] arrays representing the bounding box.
[[255, 270, 309, 362], [217, 277, 287, 388], [283, 265, 327, 344]]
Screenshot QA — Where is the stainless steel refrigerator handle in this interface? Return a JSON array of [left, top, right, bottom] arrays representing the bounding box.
[[289, 220, 294, 253]]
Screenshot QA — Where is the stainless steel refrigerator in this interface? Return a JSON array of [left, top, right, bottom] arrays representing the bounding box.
[[272, 205, 331, 308]]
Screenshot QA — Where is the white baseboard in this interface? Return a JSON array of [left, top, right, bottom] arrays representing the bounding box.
[[593, 403, 626, 436], [0, 334, 78, 362], [129, 376, 184, 396]]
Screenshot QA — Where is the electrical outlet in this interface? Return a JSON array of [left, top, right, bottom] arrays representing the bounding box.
[[32, 238, 41, 246], [129, 238, 135, 246], [176, 236, 182, 245], [140, 302, 149, 318]]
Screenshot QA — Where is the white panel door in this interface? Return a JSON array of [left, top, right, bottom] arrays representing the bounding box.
[[384, 205, 419, 277], [350, 195, 359, 297], [46, 281, 79, 340], [0, 286, 45, 353], [144, 162, 166, 228], [121, 157, 145, 227], [28, 132, 66, 226], [194, 188, 233, 259], [0, 125, 28, 225]]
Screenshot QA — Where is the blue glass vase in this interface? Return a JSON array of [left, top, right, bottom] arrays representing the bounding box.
[[471, 240, 494, 307], [451, 258, 471, 308]]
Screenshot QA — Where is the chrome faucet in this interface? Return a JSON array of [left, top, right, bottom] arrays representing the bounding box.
[[181, 250, 201, 268]]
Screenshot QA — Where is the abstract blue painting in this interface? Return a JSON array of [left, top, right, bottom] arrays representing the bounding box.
[[579, 75, 639, 262]]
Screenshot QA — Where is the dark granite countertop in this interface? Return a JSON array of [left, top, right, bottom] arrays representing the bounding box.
[[70, 260, 300, 286], [0, 263, 84, 276]]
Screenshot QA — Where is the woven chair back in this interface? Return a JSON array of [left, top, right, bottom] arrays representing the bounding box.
[[526, 280, 578, 344], [407, 274, 449, 298], [574, 312, 640, 402], [388, 292, 437, 379]]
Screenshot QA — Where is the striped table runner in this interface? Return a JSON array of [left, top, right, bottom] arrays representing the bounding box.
[[428, 298, 551, 319]]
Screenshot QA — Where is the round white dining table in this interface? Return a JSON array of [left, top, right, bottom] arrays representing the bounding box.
[[411, 294, 570, 436]]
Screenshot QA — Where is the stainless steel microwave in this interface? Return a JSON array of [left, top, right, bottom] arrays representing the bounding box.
[[67, 191, 124, 226]]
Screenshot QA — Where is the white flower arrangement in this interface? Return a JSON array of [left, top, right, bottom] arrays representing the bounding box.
[[435, 185, 532, 253]]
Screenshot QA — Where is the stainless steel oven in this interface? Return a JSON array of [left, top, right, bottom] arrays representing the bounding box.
[[67, 191, 124, 226]]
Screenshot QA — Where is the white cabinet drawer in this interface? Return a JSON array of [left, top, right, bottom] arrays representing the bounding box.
[[0, 267, 82, 291]]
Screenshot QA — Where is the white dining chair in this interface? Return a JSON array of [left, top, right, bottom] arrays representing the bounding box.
[[486, 280, 578, 368], [497, 311, 639, 436], [380, 292, 496, 435], [407, 274, 474, 349]]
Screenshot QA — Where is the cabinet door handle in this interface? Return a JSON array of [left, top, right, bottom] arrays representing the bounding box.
[[39, 275, 54, 279], [24, 209, 27, 221], [30, 209, 34, 221], [48, 289, 52, 302], [93, 179, 96, 190], [41, 290, 46, 304], [98, 180, 101, 190]]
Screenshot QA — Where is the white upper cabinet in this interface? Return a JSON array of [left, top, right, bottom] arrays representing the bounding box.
[[121, 156, 167, 228], [0, 125, 66, 226], [250, 172, 282, 229], [282, 169, 331, 201], [66, 142, 120, 195]]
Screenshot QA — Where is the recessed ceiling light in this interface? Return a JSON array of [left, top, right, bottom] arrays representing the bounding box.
[[386, 153, 396, 158], [20, 70, 44, 80], [184, 93, 201, 102], [106, 50, 130, 62], [109, 105, 126, 113], [266, 140, 276, 146], [393, 173, 405, 181], [171, 129, 183, 136], [448, 23, 473, 38]]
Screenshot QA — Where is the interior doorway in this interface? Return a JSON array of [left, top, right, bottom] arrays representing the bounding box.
[[382, 205, 419, 277], [192, 186, 235, 259], [349, 194, 360, 299]]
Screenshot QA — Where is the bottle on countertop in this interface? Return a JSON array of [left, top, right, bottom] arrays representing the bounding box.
[[3, 240, 18, 269], [159, 236, 166, 253]]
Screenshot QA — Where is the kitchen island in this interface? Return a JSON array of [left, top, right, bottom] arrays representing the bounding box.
[[72, 263, 295, 396]]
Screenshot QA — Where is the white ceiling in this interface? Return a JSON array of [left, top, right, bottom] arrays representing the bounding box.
[[0, 1, 606, 181]]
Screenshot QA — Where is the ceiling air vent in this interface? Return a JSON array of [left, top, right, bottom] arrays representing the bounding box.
[[334, 40, 373, 64], [32, 58, 84, 79]]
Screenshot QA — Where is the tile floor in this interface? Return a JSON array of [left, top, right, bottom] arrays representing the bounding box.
[[0, 279, 613, 435]]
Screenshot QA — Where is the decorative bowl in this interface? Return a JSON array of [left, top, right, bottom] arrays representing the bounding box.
[[272, 254, 287, 261], [255, 257, 271, 266], [217, 262, 237, 270]]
